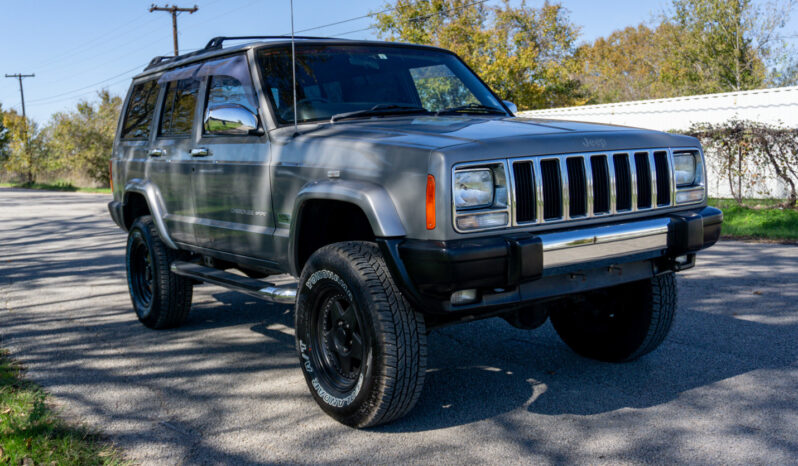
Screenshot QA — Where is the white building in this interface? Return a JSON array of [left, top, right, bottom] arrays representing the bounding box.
[[519, 86, 798, 198]]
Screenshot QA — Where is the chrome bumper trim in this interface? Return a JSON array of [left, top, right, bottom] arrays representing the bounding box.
[[539, 217, 670, 269]]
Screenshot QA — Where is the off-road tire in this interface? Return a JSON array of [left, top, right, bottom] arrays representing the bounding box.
[[295, 241, 427, 428], [126, 215, 193, 329], [550, 272, 676, 362]]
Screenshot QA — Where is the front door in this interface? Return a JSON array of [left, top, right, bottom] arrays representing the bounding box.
[[189, 54, 276, 262]]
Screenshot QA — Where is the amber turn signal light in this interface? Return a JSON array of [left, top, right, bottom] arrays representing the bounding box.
[[426, 174, 436, 230]]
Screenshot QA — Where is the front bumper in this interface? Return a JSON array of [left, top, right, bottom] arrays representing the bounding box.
[[379, 206, 721, 315]]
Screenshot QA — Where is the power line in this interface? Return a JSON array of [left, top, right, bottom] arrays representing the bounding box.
[[18, 0, 493, 111], [285, 4, 399, 35], [331, 0, 490, 38], [149, 4, 199, 56], [26, 63, 147, 104], [26, 74, 134, 108], [27, 13, 153, 71]]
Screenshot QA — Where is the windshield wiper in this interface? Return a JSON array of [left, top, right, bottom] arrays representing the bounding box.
[[330, 104, 430, 123], [436, 103, 507, 116]]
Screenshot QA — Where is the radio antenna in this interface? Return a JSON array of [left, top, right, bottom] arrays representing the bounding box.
[[290, 0, 298, 135]]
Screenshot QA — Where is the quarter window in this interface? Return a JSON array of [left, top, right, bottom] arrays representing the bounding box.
[[159, 78, 199, 137], [121, 81, 159, 140]]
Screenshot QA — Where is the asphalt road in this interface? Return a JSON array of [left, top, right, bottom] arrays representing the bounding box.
[[1, 188, 797, 465]]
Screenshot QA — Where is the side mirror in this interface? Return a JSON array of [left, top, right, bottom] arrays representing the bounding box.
[[204, 104, 260, 136], [502, 100, 518, 116]]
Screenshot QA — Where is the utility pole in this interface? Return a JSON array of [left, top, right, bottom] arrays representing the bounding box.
[[149, 4, 198, 56], [4, 73, 35, 184], [5, 73, 34, 122]]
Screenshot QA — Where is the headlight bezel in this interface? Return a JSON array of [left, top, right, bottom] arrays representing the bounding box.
[[672, 149, 706, 205], [451, 160, 511, 233]]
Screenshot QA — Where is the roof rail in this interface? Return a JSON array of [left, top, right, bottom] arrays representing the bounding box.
[[203, 35, 342, 50]]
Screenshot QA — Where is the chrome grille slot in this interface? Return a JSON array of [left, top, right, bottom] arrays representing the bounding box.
[[634, 152, 652, 209], [614, 154, 632, 211], [512, 161, 536, 223], [509, 148, 680, 228], [654, 151, 671, 206], [540, 159, 562, 220], [566, 157, 587, 217], [590, 155, 610, 214]]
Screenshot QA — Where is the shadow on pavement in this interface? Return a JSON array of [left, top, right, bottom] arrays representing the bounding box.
[[2, 188, 797, 463]]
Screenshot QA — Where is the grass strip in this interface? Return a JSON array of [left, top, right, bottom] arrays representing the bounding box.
[[0, 182, 110, 194], [0, 349, 125, 465], [709, 198, 798, 242]]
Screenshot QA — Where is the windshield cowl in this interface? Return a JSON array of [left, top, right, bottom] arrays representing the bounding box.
[[330, 104, 431, 123]]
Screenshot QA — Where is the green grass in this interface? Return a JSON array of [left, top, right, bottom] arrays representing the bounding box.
[[709, 198, 798, 241], [0, 181, 110, 194], [0, 349, 125, 465]]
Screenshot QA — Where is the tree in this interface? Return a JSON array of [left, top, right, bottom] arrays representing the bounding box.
[[47, 90, 122, 186], [575, 0, 796, 104], [574, 24, 683, 103], [373, 0, 587, 110], [0, 103, 9, 161], [1, 109, 47, 184]]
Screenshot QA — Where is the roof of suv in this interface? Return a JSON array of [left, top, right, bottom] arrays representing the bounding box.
[[134, 36, 449, 79]]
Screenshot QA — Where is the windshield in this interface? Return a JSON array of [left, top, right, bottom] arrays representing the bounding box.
[[257, 44, 505, 124]]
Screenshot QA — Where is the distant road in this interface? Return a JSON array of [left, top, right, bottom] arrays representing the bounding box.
[[1, 187, 797, 464]]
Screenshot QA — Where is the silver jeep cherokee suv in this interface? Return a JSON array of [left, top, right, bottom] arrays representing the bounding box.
[[108, 36, 722, 427]]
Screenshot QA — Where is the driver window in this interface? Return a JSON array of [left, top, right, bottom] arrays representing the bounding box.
[[204, 75, 259, 135]]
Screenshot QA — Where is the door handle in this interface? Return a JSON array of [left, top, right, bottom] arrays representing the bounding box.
[[148, 148, 166, 157], [191, 148, 210, 157]]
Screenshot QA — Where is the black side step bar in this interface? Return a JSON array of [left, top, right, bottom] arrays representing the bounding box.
[[170, 261, 297, 304]]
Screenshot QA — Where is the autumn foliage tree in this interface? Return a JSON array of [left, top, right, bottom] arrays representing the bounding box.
[[575, 0, 797, 104], [46, 90, 122, 186], [373, 0, 586, 110]]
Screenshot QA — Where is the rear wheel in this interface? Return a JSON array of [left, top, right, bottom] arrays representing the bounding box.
[[295, 241, 427, 428], [126, 216, 193, 329], [550, 272, 677, 362]]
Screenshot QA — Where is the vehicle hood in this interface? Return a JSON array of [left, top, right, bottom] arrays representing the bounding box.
[[271, 115, 699, 156]]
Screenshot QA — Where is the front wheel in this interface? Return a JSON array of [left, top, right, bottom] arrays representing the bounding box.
[[550, 272, 677, 362], [295, 242, 427, 428]]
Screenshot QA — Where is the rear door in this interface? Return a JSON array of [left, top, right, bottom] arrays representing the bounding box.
[[189, 54, 275, 261], [149, 69, 202, 244], [117, 79, 160, 204]]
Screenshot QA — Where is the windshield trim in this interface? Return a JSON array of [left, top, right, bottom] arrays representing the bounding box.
[[255, 43, 510, 129]]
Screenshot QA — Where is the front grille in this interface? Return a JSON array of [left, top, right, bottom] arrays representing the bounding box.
[[540, 159, 562, 220], [512, 162, 535, 222], [512, 149, 674, 225]]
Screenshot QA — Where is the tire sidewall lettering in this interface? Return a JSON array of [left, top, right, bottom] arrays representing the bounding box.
[[305, 269, 353, 302]]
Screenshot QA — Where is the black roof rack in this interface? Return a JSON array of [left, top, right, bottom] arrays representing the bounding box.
[[144, 35, 345, 71], [204, 35, 341, 50]]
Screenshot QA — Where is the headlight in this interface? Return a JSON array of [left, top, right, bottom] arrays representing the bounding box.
[[454, 169, 494, 209], [674, 153, 697, 186]]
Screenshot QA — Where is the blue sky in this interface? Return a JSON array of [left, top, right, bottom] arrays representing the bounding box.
[[1, 0, 795, 123]]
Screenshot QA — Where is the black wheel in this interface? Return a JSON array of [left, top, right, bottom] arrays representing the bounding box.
[[550, 272, 677, 362], [125, 216, 193, 329], [295, 241, 427, 428]]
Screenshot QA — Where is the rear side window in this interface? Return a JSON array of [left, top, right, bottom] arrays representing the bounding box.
[[159, 78, 199, 137], [121, 81, 160, 140]]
